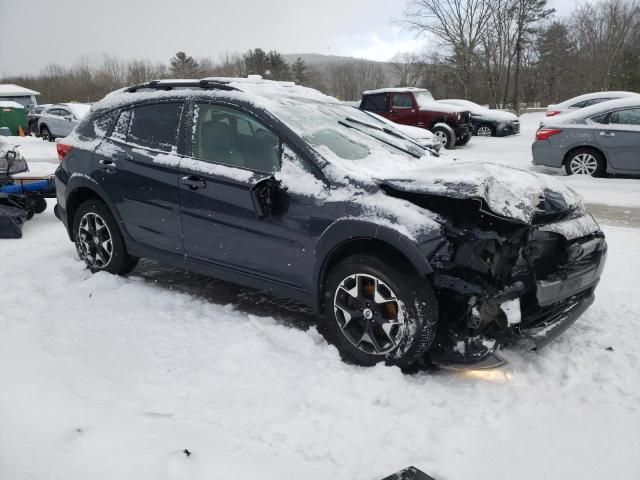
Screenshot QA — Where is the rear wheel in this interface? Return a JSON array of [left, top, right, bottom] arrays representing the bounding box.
[[564, 148, 606, 177], [322, 254, 438, 367], [431, 126, 455, 149], [72, 199, 138, 274]]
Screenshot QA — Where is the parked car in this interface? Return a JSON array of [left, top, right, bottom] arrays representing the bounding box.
[[38, 103, 91, 141], [26, 104, 50, 136], [533, 97, 640, 176], [360, 110, 442, 152], [545, 91, 638, 117], [438, 99, 520, 136], [55, 78, 606, 369], [359, 87, 473, 149]]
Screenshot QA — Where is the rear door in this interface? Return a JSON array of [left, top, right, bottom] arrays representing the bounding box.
[[178, 101, 318, 293], [595, 108, 640, 172], [388, 93, 418, 126], [47, 108, 66, 136], [95, 101, 185, 254]]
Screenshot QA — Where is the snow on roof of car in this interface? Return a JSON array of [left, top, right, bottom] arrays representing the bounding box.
[[45, 103, 92, 119], [543, 96, 640, 125], [0, 84, 40, 96], [362, 87, 429, 95], [550, 91, 639, 108], [0, 100, 25, 109]]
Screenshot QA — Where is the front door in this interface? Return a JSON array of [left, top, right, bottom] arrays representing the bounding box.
[[388, 93, 418, 126], [94, 101, 185, 254], [178, 102, 318, 294], [595, 107, 640, 172]]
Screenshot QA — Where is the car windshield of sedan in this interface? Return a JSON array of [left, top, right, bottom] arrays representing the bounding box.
[[269, 99, 430, 175]]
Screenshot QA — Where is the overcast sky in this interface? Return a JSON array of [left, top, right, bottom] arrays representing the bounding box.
[[0, 0, 584, 77]]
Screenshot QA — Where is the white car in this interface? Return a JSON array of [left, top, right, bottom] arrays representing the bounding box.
[[37, 103, 91, 141], [438, 99, 520, 136], [545, 91, 638, 117], [360, 110, 442, 152]]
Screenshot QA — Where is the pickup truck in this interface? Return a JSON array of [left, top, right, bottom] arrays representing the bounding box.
[[359, 87, 473, 149]]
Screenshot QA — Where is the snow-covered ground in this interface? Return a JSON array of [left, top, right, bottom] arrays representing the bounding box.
[[1, 114, 640, 480]]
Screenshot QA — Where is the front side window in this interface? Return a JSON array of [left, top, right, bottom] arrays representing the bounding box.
[[127, 102, 184, 152], [609, 108, 640, 126], [192, 103, 281, 173], [392, 94, 413, 109]]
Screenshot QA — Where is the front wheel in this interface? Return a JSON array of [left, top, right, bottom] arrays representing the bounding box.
[[475, 124, 495, 137], [72, 199, 138, 274], [564, 148, 606, 177], [322, 254, 438, 367], [40, 126, 53, 142], [431, 126, 455, 149]]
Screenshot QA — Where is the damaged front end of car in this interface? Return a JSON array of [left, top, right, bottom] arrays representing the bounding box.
[[381, 185, 607, 369]]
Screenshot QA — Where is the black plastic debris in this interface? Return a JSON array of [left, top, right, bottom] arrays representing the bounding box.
[[380, 466, 436, 480], [183, 449, 192, 457], [0, 195, 27, 238]]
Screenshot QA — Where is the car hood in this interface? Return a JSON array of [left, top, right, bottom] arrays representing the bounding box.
[[377, 162, 582, 224], [419, 102, 466, 114], [474, 109, 518, 122]]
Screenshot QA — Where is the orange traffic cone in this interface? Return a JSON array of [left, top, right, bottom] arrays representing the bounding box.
[[18, 126, 25, 137]]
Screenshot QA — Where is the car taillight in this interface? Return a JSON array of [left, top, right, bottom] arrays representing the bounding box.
[[546, 111, 561, 116], [536, 128, 562, 141], [57, 142, 72, 162]]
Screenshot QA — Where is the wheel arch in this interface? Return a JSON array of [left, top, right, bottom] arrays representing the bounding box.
[[313, 220, 437, 313], [563, 144, 609, 173], [64, 181, 122, 241]]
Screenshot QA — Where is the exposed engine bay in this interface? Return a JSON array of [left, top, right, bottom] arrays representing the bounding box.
[[382, 187, 607, 369]]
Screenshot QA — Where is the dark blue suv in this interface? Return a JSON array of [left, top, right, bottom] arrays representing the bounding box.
[[54, 78, 607, 369]]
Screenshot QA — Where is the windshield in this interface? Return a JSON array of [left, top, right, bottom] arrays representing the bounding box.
[[268, 99, 432, 177], [413, 90, 435, 107]]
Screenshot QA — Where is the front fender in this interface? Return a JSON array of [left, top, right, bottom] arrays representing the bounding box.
[[312, 218, 444, 309]]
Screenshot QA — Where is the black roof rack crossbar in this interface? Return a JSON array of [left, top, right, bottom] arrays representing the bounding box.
[[125, 79, 237, 93]]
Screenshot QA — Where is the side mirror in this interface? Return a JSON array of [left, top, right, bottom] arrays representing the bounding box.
[[250, 176, 287, 218], [5, 150, 16, 161]]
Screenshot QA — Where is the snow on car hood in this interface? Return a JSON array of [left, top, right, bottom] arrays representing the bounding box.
[[419, 102, 466, 114], [378, 163, 582, 224], [477, 109, 518, 122]]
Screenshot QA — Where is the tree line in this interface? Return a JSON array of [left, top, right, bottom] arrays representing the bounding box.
[[2, 0, 639, 109]]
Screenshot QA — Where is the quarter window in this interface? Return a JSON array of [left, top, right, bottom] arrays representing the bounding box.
[[127, 102, 184, 152], [192, 103, 281, 173]]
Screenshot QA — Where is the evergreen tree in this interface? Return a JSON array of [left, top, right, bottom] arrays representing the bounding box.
[[292, 57, 308, 84], [169, 52, 200, 78]]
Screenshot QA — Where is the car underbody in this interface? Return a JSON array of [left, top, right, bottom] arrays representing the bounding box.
[[383, 188, 607, 369]]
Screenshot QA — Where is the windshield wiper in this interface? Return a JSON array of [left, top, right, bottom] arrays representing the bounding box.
[[346, 115, 440, 157], [338, 119, 421, 159]]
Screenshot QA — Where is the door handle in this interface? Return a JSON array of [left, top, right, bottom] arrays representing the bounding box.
[[98, 158, 117, 172], [181, 175, 206, 190], [599, 131, 616, 137]]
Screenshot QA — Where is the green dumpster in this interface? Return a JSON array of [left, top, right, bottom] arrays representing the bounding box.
[[0, 101, 27, 135]]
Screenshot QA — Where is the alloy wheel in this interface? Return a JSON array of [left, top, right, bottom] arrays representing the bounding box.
[[333, 273, 405, 355], [434, 130, 448, 146], [41, 128, 50, 141], [569, 153, 598, 175], [76, 212, 113, 269], [477, 126, 493, 137]]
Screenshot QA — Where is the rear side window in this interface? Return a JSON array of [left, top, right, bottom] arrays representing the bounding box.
[[75, 110, 118, 139], [609, 108, 640, 126], [590, 113, 609, 124], [127, 102, 184, 152], [360, 94, 388, 112]]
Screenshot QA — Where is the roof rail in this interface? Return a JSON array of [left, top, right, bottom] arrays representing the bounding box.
[[125, 79, 237, 93]]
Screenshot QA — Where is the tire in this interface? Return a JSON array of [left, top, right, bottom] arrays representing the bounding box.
[[322, 254, 438, 368], [40, 125, 53, 142], [455, 133, 472, 146], [72, 199, 138, 275], [564, 148, 606, 177], [475, 124, 495, 137], [33, 197, 47, 214], [431, 126, 455, 149]]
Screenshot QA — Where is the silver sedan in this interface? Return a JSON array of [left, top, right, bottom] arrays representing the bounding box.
[[532, 97, 640, 176]]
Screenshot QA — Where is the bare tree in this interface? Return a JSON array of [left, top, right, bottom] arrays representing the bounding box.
[[403, 0, 498, 97]]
